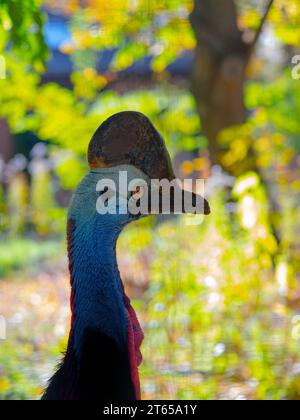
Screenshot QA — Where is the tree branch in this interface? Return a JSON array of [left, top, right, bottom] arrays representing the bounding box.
[[247, 0, 274, 59]]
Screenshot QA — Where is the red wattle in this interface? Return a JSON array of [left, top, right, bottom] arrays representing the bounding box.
[[124, 294, 144, 400]]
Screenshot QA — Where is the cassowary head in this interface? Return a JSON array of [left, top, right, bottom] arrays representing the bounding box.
[[87, 111, 210, 223]]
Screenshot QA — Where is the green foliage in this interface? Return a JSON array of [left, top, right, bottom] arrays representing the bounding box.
[[0, 238, 63, 278], [50, 0, 195, 73], [246, 74, 300, 150], [218, 73, 300, 191], [0, 182, 6, 217], [2, 186, 299, 400], [46, 0, 300, 77], [0, 56, 203, 186], [138, 189, 300, 400], [30, 166, 57, 236], [0, 341, 40, 400], [239, 0, 300, 47], [7, 174, 28, 236], [0, 0, 48, 70]]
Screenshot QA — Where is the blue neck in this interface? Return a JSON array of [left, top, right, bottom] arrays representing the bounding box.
[[43, 170, 142, 400], [69, 215, 128, 355]]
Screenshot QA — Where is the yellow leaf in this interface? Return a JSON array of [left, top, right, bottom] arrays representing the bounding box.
[[181, 161, 194, 175], [0, 378, 10, 392]]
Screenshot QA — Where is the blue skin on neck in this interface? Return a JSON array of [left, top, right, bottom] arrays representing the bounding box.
[[42, 169, 147, 400], [68, 171, 139, 357]]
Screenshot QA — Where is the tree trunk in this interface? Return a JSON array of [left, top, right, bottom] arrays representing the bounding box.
[[189, 0, 261, 166], [189, 0, 281, 244], [0, 119, 13, 162]]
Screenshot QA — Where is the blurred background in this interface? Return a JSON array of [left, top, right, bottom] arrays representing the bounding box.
[[0, 0, 300, 400]]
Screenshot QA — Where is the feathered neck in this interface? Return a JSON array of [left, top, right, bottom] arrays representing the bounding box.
[[43, 170, 143, 400], [67, 214, 128, 355]]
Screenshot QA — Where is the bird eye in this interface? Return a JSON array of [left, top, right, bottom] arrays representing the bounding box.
[[101, 187, 109, 194], [131, 186, 145, 201]]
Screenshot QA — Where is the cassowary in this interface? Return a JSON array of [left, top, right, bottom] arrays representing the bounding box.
[[42, 111, 210, 400]]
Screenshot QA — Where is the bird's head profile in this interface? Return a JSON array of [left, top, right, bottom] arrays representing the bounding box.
[[43, 112, 210, 401], [86, 111, 210, 223]]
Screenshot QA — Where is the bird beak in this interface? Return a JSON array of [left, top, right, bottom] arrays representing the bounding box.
[[178, 189, 211, 215], [148, 182, 211, 215]]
